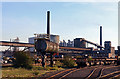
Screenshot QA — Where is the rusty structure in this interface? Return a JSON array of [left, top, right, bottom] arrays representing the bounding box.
[[0, 41, 91, 51], [35, 39, 59, 53], [0, 41, 34, 47], [34, 11, 59, 67]]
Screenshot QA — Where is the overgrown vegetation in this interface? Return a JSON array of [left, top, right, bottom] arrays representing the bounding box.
[[62, 56, 75, 68], [13, 51, 33, 69], [2, 65, 63, 77], [33, 65, 61, 71], [2, 67, 46, 77]]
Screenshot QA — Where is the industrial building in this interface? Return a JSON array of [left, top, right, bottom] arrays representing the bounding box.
[[71, 26, 115, 58], [82, 41, 115, 58], [74, 38, 86, 48], [104, 41, 115, 58], [104, 41, 111, 53]]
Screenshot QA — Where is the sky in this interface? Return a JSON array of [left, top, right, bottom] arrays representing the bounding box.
[[1, 0, 119, 2], [119, 2, 120, 46], [1, 2, 118, 50]]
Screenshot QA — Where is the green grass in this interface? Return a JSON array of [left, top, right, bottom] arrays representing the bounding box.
[[2, 67, 45, 77], [2, 66, 64, 77], [2, 60, 65, 77]]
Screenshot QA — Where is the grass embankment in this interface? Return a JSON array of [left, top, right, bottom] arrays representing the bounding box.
[[2, 56, 76, 78], [2, 66, 64, 77]]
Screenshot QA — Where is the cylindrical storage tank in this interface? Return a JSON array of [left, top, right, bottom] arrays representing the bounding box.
[[50, 35, 59, 44], [35, 39, 59, 53]]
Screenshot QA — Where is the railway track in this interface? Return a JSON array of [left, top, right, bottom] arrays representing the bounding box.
[[46, 66, 98, 79], [46, 65, 120, 79], [85, 68, 103, 79], [46, 68, 81, 79], [86, 66, 120, 79], [99, 70, 120, 79], [98, 65, 120, 79]]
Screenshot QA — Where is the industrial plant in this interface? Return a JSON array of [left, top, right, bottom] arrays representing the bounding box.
[[0, 9, 120, 78], [0, 10, 119, 66], [1, 0, 120, 77], [0, 10, 119, 60]]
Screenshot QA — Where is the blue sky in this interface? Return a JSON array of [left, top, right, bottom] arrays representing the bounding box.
[[2, 2, 118, 49]]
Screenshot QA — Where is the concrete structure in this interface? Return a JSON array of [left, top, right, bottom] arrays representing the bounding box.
[[74, 38, 86, 48]]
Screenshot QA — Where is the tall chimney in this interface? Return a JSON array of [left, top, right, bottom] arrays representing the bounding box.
[[100, 26, 102, 50], [47, 11, 50, 39]]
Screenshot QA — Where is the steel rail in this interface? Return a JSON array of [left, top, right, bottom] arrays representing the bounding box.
[[85, 68, 97, 79], [85, 66, 118, 79], [59, 68, 81, 79], [46, 68, 76, 79], [99, 70, 120, 79]]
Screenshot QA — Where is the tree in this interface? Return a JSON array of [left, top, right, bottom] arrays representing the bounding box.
[[13, 51, 33, 69]]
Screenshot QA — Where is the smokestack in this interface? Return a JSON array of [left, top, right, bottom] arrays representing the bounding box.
[[47, 11, 50, 39], [100, 26, 102, 50]]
